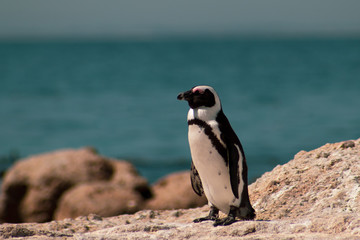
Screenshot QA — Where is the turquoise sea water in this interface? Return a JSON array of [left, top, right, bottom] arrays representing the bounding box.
[[1, 38, 359, 183]]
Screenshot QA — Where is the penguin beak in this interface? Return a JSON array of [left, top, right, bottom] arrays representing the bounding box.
[[177, 90, 192, 101]]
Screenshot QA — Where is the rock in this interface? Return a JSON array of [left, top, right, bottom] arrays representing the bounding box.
[[1, 139, 360, 239], [109, 160, 153, 199], [144, 171, 207, 210], [340, 140, 356, 149], [249, 138, 360, 221], [0, 148, 151, 223], [54, 182, 143, 220], [0, 206, 359, 239]]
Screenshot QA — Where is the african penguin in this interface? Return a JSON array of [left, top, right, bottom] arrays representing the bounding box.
[[177, 85, 255, 226]]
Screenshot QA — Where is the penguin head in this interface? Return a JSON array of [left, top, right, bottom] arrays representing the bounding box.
[[177, 85, 221, 111]]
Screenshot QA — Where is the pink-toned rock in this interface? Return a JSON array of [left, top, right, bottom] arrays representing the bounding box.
[[249, 138, 360, 220], [0, 148, 151, 223], [145, 171, 207, 210], [109, 160, 152, 199], [54, 183, 143, 220]]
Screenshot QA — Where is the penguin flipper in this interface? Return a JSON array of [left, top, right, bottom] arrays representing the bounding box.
[[190, 161, 204, 196], [228, 143, 240, 199], [216, 110, 241, 199]]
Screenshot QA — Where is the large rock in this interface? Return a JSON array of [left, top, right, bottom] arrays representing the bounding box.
[[0, 148, 151, 223], [144, 171, 207, 210], [110, 160, 152, 200], [249, 139, 360, 221], [54, 183, 144, 220]]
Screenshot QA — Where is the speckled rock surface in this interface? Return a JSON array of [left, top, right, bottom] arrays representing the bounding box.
[[0, 207, 359, 239], [249, 139, 360, 221]]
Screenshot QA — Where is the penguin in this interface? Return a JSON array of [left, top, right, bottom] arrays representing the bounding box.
[[177, 85, 255, 226]]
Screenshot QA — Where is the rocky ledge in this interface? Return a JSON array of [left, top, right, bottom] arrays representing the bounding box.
[[1, 139, 360, 239]]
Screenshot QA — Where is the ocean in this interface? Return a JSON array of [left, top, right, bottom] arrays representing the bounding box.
[[1, 38, 359, 183]]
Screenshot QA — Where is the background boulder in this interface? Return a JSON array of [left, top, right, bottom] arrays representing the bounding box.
[[0, 148, 207, 223], [144, 171, 207, 210], [0, 148, 151, 223], [54, 182, 143, 220]]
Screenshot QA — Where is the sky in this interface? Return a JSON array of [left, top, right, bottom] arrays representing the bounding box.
[[1, 0, 360, 39]]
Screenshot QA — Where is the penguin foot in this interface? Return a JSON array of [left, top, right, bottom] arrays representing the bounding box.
[[193, 206, 219, 223], [213, 215, 236, 226], [193, 215, 218, 223], [213, 206, 238, 227]]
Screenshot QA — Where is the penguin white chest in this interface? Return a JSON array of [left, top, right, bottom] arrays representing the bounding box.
[[188, 124, 239, 214]]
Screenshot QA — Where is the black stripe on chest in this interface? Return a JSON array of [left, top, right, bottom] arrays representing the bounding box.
[[188, 118, 228, 165]]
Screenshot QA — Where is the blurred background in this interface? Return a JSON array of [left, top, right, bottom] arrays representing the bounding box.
[[0, 0, 359, 183]]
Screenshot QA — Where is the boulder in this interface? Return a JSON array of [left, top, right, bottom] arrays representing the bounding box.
[[145, 171, 207, 210], [109, 160, 152, 199], [249, 139, 360, 220], [54, 182, 143, 220], [0, 148, 151, 223]]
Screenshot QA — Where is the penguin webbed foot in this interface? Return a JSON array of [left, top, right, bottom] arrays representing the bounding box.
[[213, 215, 236, 226], [193, 206, 219, 223], [193, 215, 218, 223], [213, 205, 238, 227]]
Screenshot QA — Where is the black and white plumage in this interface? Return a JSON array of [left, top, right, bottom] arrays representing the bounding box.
[[177, 85, 255, 226]]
